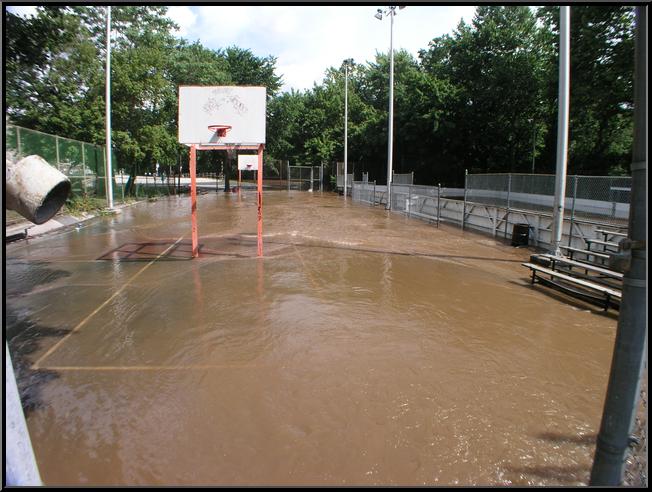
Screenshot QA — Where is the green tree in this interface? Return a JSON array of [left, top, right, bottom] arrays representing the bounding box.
[[420, 6, 547, 181], [5, 7, 105, 141], [5, 7, 286, 195], [221, 46, 283, 97], [267, 89, 309, 163], [105, 7, 179, 191], [537, 5, 635, 175]]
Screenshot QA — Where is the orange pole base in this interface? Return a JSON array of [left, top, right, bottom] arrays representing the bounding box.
[[257, 145, 264, 257], [190, 145, 199, 258]]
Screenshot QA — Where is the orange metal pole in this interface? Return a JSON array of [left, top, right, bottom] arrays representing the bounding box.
[[190, 144, 199, 258], [257, 145, 263, 257]]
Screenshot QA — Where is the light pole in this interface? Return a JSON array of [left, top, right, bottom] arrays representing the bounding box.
[[343, 59, 352, 199], [105, 6, 114, 209], [375, 5, 405, 210], [550, 6, 570, 256]]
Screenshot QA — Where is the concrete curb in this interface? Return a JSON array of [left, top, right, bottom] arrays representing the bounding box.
[[5, 202, 136, 242]]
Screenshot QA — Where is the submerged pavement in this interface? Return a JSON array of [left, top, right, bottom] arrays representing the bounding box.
[[5, 190, 617, 485]]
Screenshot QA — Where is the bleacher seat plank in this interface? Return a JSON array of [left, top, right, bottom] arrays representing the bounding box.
[[537, 254, 623, 280], [585, 238, 620, 250], [559, 245, 610, 260], [522, 262, 621, 310], [595, 229, 628, 238]]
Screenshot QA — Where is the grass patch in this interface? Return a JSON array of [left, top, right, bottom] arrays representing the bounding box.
[[63, 194, 109, 216]]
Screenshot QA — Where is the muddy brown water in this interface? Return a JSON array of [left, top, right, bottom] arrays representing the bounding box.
[[5, 191, 617, 485]]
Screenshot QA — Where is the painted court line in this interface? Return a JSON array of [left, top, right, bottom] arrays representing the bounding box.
[[38, 365, 262, 371], [31, 235, 186, 370]]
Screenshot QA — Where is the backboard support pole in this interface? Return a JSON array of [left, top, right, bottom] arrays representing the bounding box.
[[257, 144, 264, 257], [190, 144, 199, 258]]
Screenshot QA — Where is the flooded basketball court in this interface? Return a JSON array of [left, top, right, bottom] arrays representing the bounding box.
[[5, 190, 617, 485]]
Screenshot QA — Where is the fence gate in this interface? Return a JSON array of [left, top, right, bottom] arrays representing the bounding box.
[[287, 164, 323, 192]]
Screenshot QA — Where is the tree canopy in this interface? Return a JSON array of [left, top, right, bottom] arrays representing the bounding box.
[[5, 5, 636, 190]]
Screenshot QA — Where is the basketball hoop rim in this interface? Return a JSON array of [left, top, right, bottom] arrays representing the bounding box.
[[208, 124, 232, 137]]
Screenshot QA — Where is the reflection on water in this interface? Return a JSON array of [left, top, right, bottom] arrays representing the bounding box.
[[5, 191, 617, 485]]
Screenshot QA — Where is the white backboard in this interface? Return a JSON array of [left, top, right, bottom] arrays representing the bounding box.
[[237, 154, 259, 171], [178, 86, 266, 146]]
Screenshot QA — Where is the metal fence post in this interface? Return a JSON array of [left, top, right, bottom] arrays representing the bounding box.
[[437, 183, 441, 228], [81, 142, 87, 195], [462, 169, 468, 230], [407, 185, 411, 218], [504, 173, 512, 239], [609, 178, 618, 222], [373, 180, 376, 207], [568, 175, 578, 247], [16, 126, 22, 155], [287, 162, 290, 192], [55, 136, 60, 171]]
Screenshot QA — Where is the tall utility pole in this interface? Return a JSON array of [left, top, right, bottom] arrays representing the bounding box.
[[105, 6, 114, 209], [590, 6, 647, 485], [375, 6, 405, 210], [344, 60, 349, 199], [550, 6, 570, 255], [387, 7, 394, 210]]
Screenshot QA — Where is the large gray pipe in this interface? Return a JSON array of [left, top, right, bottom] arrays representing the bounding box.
[[5, 154, 71, 225]]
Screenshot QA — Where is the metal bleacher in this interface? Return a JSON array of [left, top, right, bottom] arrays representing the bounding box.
[[522, 228, 627, 311]]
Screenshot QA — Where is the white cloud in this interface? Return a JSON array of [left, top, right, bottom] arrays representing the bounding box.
[[5, 5, 38, 18], [167, 6, 197, 37], [170, 6, 476, 93], [193, 6, 256, 47], [10, 5, 477, 93]]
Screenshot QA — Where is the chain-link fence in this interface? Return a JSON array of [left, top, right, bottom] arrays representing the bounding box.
[[390, 184, 442, 220], [257, 159, 289, 189], [351, 172, 631, 251], [392, 172, 414, 185], [5, 124, 129, 203], [351, 180, 377, 205], [288, 165, 323, 191], [336, 161, 355, 192], [466, 173, 631, 227]]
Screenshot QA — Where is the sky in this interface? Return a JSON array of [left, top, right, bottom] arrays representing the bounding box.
[[7, 4, 477, 93]]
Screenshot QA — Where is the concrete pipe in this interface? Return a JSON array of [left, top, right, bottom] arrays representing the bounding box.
[[5, 154, 71, 225]]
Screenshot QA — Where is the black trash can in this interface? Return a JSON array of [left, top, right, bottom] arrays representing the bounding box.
[[511, 223, 530, 247]]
